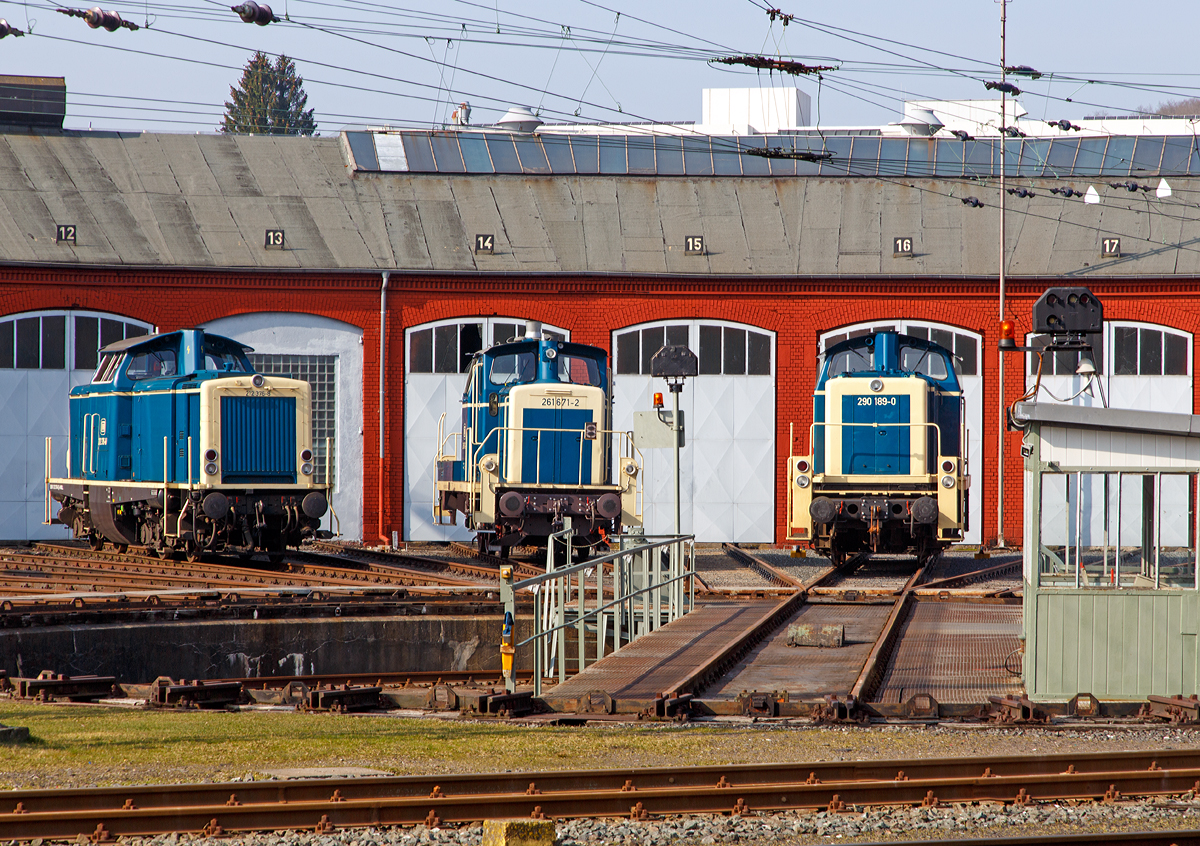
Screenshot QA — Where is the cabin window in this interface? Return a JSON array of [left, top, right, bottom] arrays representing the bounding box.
[[899, 343, 949, 380], [556, 354, 601, 386], [203, 343, 250, 373], [126, 348, 178, 380], [490, 351, 537, 385]]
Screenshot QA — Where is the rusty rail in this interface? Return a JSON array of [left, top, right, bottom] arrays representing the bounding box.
[[6, 751, 1200, 840], [719, 544, 805, 589]]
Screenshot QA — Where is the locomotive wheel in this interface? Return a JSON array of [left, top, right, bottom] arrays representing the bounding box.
[[182, 542, 200, 563], [88, 532, 104, 551]]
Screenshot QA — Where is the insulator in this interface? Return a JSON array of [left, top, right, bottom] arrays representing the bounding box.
[[0, 19, 24, 37], [84, 7, 134, 31], [232, 1, 274, 25]]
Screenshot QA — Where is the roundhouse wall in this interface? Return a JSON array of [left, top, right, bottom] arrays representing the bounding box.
[[3, 267, 1198, 547]]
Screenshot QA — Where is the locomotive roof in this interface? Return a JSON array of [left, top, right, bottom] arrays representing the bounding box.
[[823, 331, 951, 357], [99, 329, 252, 355]]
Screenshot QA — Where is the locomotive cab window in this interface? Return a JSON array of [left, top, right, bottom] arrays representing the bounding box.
[[556, 353, 601, 386], [490, 350, 537, 385], [899, 343, 950, 380], [826, 346, 874, 377], [126, 348, 178, 380], [202, 342, 251, 373], [93, 352, 123, 383]]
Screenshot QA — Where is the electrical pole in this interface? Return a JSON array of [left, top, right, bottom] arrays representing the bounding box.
[[996, 0, 1008, 549]]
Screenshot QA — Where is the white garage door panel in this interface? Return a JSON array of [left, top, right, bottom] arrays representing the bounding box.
[[0, 311, 153, 541], [613, 321, 776, 544], [405, 375, 467, 543]]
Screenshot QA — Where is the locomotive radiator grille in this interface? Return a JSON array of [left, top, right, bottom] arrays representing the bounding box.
[[220, 395, 297, 483]]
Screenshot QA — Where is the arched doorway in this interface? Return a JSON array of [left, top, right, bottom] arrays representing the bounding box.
[[405, 318, 569, 541], [0, 310, 153, 539], [201, 313, 364, 541], [820, 320, 983, 544], [611, 319, 775, 542]]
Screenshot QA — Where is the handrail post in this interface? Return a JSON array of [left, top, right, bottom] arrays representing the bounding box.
[[44, 436, 52, 526], [533, 589, 542, 698]]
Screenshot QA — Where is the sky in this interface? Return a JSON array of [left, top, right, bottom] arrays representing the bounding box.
[[0, 0, 1197, 134]]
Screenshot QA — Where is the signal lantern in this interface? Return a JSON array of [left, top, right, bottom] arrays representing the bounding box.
[[998, 318, 1017, 350], [653, 392, 664, 409]]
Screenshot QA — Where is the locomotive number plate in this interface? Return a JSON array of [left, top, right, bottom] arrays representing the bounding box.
[[856, 396, 897, 406], [245, 389, 270, 397], [541, 397, 581, 407]]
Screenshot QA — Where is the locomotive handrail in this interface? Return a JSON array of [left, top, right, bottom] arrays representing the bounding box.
[[467, 425, 638, 487]]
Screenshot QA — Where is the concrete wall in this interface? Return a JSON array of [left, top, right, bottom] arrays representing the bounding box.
[[1, 615, 539, 683]]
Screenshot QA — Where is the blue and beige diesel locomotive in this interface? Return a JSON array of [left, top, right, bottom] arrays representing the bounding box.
[[47, 329, 331, 559], [434, 321, 641, 554], [787, 331, 969, 564]]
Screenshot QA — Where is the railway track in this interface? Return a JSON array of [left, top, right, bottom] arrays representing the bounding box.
[[13, 543, 494, 592], [5, 750, 1200, 840]]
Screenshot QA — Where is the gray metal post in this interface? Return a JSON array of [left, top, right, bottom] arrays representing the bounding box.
[[533, 592, 542, 698], [672, 386, 682, 538], [499, 564, 515, 695]]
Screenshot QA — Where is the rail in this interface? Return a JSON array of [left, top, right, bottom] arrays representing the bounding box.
[[499, 520, 695, 695], [7, 750, 1200, 840]]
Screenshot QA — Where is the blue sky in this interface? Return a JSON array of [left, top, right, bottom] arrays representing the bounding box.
[[1, 0, 1196, 133]]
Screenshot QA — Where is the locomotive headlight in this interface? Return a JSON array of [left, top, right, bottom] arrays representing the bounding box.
[[251, 374, 265, 388], [622, 460, 638, 476], [544, 348, 557, 360], [797, 459, 810, 473], [301, 462, 314, 476], [870, 379, 884, 392], [941, 459, 955, 473], [204, 462, 219, 476], [301, 448, 313, 462], [940, 475, 956, 489], [795, 474, 810, 489], [204, 449, 218, 462]]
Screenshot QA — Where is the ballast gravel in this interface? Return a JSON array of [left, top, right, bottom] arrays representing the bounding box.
[[113, 799, 1200, 846]]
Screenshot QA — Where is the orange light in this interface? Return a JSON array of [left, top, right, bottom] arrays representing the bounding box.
[[998, 319, 1017, 350], [653, 392, 664, 408]]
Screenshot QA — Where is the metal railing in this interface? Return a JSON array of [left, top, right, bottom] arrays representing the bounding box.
[[499, 518, 695, 695]]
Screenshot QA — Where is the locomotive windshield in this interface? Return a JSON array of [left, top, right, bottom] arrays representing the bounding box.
[[555, 353, 602, 386], [490, 350, 537, 385], [826, 345, 874, 376], [126, 348, 178, 380], [202, 341, 251, 373], [899, 343, 950, 380]]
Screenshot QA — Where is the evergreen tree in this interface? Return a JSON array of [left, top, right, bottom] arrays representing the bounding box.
[[221, 51, 316, 136]]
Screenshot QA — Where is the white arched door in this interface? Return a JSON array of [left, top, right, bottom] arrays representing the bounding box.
[[0, 310, 154, 539], [612, 320, 775, 542], [1028, 321, 1192, 547], [820, 321, 983, 545], [201, 313, 365, 541], [405, 318, 568, 541]]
